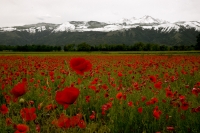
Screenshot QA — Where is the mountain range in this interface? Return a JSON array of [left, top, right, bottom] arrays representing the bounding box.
[[0, 15, 200, 46]]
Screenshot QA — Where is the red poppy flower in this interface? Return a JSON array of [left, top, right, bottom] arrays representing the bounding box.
[[20, 107, 37, 121], [52, 114, 70, 129], [4, 94, 11, 104], [153, 106, 162, 120], [166, 90, 174, 98], [118, 72, 123, 77], [0, 104, 8, 115], [192, 88, 199, 96], [116, 92, 123, 100], [70, 115, 81, 127], [55, 86, 80, 109], [85, 95, 90, 103], [36, 124, 41, 132], [15, 124, 29, 133], [154, 81, 162, 89], [141, 96, 147, 102], [138, 107, 143, 114], [78, 120, 86, 129], [6, 118, 12, 126], [70, 57, 92, 75], [104, 92, 109, 98], [179, 95, 186, 103], [45, 104, 57, 111], [167, 126, 175, 131], [150, 97, 158, 104], [181, 102, 189, 110], [128, 101, 133, 107], [11, 81, 27, 101], [89, 111, 96, 120], [149, 75, 157, 83]]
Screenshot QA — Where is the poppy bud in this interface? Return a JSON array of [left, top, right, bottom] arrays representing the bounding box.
[[19, 98, 25, 104]]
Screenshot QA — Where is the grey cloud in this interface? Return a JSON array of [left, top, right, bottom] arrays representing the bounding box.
[[0, 0, 200, 27]]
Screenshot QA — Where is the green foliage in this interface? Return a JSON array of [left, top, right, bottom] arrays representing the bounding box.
[[0, 27, 199, 46], [0, 43, 196, 52], [64, 44, 76, 51], [196, 33, 200, 50], [0, 44, 61, 52], [77, 42, 91, 51]]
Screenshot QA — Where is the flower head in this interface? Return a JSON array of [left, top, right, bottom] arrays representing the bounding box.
[[55, 86, 80, 109], [0, 104, 8, 115], [70, 57, 92, 75], [20, 107, 37, 121], [11, 81, 27, 101]]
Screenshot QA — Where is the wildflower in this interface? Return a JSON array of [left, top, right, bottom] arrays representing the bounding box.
[[15, 124, 29, 133], [6, 118, 12, 126], [153, 106, 162, 120], [118, 72, 123, 77], [150, 97, 158, 104], [53, 114, 70, 129], [128, 101, 133, 107], [166, 90, 174, 98], [104, 92, 109, 98], [167, 126, 175, 131], [149, 75, 157, 83], [20, 107, 37, 121], [180, 102, 189, 110], [179, 95, 186, 103], [138, 107, 143, 114], [70, 57, 92, 75], [45, 104, 57, 111], [0, 104, 8, 115], [192, 88, 199, 96], [154, 81, 162, 89], [89, 111, 96, 120], [141, 96, 147, 102], [116, 92, 123, 100], [11, 81, 27, 101], [70, 115, 81, 127], [78, 120, 86, 129], [55, 86, 79, 109], [85, 95, 90, 103]]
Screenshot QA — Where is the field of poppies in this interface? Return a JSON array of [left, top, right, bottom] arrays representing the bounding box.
[[0, 53, 200, 133]]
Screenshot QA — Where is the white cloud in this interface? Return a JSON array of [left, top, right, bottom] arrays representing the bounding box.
[[0, 0, 200, 27]]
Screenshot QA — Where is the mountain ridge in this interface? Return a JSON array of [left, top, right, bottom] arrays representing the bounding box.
[[0, 15, 200, 33], [0, 15, 199, 46]]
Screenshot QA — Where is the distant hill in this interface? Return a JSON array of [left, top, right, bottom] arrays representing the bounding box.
[[0, 15, 199, 46]]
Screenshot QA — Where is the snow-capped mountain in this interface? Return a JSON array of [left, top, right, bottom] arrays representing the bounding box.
[[0, 15, 199, 33]]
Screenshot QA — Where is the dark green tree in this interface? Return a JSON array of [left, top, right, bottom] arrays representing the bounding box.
[[64, 44, 76, 51], [77, 42, 91, 51], [196, 33, 200, 50]]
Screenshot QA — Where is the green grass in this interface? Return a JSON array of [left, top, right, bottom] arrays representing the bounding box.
[[0, 51, 200, 56], [0, 54, 200, 132]]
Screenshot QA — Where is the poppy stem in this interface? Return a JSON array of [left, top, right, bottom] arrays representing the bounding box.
[[65, 60, 72, 85]]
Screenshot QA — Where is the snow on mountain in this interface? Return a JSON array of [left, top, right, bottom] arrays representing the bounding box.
[[0, 27, 16, 32], [113, 15, 169, 25], [103, 25, 123, 31], [36, 26, 46, 32], [0, 15, 199, 33], [134, 15, 160, 24], [153, 23, 180, 32], [53, 22, 75, 32], [175, 21, 200, 31]]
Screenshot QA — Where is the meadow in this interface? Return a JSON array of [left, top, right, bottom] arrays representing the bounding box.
[[0, 52, 200, 133]]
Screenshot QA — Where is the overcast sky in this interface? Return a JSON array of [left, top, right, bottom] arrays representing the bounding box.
[[0, 0, 200, 27]]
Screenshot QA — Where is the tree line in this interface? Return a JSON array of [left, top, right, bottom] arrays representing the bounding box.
[[0, 45, 61, 52], [0, 43, 197, 52], [0, 33, 200, 51], [64, 43, 197, 51]]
